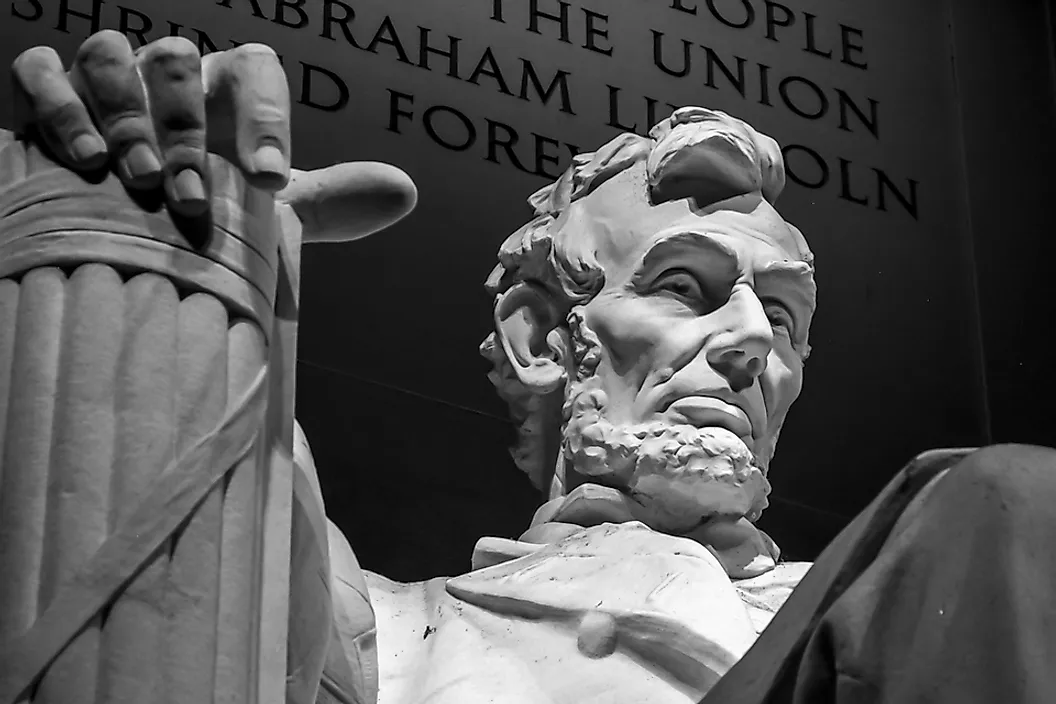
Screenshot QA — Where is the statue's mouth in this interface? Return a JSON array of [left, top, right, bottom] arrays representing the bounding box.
[[663, 396, 754, 446]]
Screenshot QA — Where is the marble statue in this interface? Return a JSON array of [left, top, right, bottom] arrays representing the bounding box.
[[328, 103, 821, 702], [4, 32, 1056, 704]]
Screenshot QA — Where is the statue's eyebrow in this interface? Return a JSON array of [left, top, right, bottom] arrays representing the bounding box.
[[756, 261, 816, 312], [630, 231, 740, 287], [756, 263, 816, 354]]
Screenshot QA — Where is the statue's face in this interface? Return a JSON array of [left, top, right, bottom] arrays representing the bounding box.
[[557, 165, 815, 532]]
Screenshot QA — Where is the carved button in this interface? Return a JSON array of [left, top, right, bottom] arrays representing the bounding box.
[[577, 610, 618, 658]]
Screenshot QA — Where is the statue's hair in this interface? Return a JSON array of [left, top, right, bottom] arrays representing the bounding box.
[[480, 107, 805, 491]]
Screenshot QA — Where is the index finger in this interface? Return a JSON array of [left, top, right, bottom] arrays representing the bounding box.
[[11, 46, 107, 170], [202, 45, 290, 192]]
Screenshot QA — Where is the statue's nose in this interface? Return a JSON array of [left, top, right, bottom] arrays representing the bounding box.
[[705, 290, 772, 392]]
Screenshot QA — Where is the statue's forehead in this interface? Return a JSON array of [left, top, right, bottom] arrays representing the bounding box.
[[556, 167, 810, 280]]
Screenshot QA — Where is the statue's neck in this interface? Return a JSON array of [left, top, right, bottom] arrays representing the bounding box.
[[519, 481, 781, 579]]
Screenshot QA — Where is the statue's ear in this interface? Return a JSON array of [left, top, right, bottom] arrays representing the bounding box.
[[494, 282, 570, 394]]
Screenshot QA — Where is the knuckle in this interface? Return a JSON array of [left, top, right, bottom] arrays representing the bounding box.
[[76, 30, 133, 67], [232, 43, 280, 61], [139, 36, 201, 65], [203, 43, 282, 88], [246, 107, 289, 130], [101, 112, 154, 144], [88, 80, 148, 117], [160, 127, 206, 151], [204, 43, 289, 109], [161, 142, 206, 170], [157, 104, 206, 131], [12, 46, 63, 82], [40, 100, 88, 133]]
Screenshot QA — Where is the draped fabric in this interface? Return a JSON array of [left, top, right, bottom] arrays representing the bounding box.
[[703, 444, 1056, 704], [294, 444, 1056, 703]]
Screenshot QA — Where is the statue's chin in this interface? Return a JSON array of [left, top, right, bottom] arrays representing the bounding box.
[[624, 452, 770, 534], [563, 418, 771, 535]]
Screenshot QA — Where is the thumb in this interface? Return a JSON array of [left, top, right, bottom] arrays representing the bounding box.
[[277, 162, 417, 243]]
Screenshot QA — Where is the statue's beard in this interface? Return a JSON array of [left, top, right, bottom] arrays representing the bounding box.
[[560, 373, 772, 535]]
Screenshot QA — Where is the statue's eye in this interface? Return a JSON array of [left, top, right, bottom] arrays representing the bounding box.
[[653, 270, 704, 301], [763, 299, 795, 336]]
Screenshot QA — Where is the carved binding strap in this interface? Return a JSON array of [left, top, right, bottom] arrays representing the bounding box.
[[0, 134, 300, 704]]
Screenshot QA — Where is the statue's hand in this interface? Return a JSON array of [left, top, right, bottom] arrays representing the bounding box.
[[11, 31, 416, 241]]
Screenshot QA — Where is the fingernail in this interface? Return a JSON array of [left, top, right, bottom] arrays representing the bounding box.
[[70, 133, 106, 163], [249, 145, 287, 178], [120, 143, 162, 184], [172, 169, 208, 212]]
